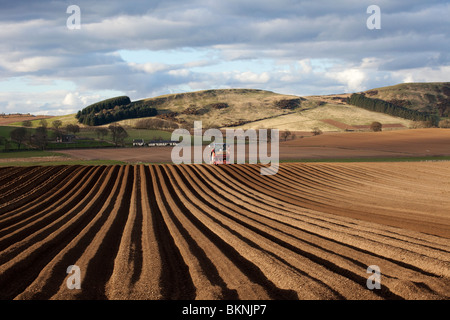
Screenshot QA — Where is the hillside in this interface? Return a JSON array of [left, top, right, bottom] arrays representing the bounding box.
[[13, 82, 448, 133], [81, 87, 424, 132], [359, 82, 450, 116], [98, 89, 303, 129], [232, 103, 414, 132]]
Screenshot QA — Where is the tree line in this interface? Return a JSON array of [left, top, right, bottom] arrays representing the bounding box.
[[76, 96, 158, 126], [3, 119, 81, 151], [347, 93, 440, 126]]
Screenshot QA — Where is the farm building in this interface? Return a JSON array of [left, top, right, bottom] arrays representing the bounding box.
[[133, 139, 145, 146], [148, 140, 179, 147]]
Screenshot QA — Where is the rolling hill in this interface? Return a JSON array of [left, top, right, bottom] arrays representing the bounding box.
[[83, 82, 449, 131], [7, 82, 450, 133], [358, 82, 450, 116]]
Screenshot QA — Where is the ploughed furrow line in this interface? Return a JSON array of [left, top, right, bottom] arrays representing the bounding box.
[[166, 164, 328, 299], [0, 166, 42, 194], [276, 163, 450, 224], [53, 165, 133, 300], [247, 164, 450, 251], [217, 164, 366, 218], [120, 164, 195, 300], [105, 164, 144, 299], [0, 163, 449, 300], [157, 164, 277, 299], [0, 166, 105, 256], [193, 163, 447, 259], [15, 165, 122, 299], [0, 167, 33, 186], [307, 163, 450, 238], [150, 165, 231, 299], [0, 166, 59, 204], [0, 165, 116, 299], [0, 166, 92, 229], [208, 165, 448, 269], [225, 163, 450, 238], [316, 163, 450, 213], [171, 164, 374, 299], [0, 165, 79, 215], [177, 165, 450, 299]]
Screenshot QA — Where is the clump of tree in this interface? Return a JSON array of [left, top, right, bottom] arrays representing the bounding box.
[[206, 102, 229, 110], [65, 124, 80, 135], [22, 120, 33, 127], [281, 129, 292, 141], [274, 99, 302, 110], [348, 93, 440, 126], [370, 121, 383, 132], [52, 120, 63, 140], [33, 126, 48, 150], [10, 127, 29, 150], [77, 96, 131, 117], [365, 90, 378, 96], [108, 124, 128, 147], [312, 127, 323, 136], [76, 96, 158, 126], [0, 136, 10, 151], [39, 119, 48, 128], [94, 127, 109, 140]]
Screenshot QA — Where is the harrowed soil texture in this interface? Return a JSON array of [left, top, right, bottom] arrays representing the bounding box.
[[0, 161, 449, 300]]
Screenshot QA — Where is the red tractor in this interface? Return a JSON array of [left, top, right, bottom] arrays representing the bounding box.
[[209, 143, 230, 165]]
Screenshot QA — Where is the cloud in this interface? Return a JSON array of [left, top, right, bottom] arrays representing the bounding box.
[[0, 0, 448, 114], [327, 68, 368, 93]]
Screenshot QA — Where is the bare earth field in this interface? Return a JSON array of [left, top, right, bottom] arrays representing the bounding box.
[[0, 162, 449, 300], [56, 128, 450, 163], [0, 115, 52, 126]]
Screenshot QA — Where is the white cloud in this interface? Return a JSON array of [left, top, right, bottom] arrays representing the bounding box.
[[327, 68, 367, 93], [392, 65, 450, 84], [0, 1, 448, 114], [128, 62, 169, 74], [298, 59, 313, 74], [233, 71, 271, 84]]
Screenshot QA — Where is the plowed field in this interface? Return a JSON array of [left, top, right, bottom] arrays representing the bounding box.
[[0, 162, 449, 300]]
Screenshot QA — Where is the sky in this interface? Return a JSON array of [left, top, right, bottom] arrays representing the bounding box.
[[0, 0, 449, 115]]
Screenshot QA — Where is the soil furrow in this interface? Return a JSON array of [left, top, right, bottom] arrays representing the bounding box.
[[0, 166, 117, 299], [0, 162, 448, 300], [0, 166, 105, 256]]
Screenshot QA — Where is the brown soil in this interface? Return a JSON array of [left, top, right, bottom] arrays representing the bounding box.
[[281, 128, 450, 159], [0, 156, 71, 163], [0, 162, 449, 300], [321, 119, 405, 131], [57, 128, 450, 163], [0, 115, 52, 126]]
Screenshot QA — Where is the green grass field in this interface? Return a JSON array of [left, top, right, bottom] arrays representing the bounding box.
[[0, 126, 36, 150]]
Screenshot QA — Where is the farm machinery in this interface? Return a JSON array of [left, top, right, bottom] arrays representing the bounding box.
[[209, 143, 230, 165]]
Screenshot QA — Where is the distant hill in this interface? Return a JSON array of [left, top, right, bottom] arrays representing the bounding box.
[[359, 82, 450, 117], [76, 88, 304, 128], [70, 82, 449, 132]]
